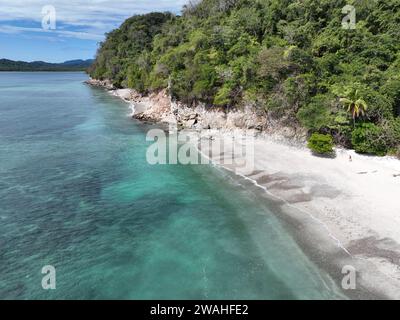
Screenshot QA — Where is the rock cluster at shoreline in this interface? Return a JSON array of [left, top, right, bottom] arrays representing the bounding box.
[[84, 78, 115, 90], [85, 78, 303, 140]]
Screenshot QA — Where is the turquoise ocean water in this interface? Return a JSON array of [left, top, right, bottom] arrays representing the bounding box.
[[0, 72, 344, 299]]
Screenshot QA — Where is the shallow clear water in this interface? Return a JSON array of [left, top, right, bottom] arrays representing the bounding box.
[[0, 72, 344, 299]]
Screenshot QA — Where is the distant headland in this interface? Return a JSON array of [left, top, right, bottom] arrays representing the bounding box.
[[0, 58, 94, 71]]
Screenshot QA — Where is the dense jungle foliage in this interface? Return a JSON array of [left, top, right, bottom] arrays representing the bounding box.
[[88, 0, 400, 156]]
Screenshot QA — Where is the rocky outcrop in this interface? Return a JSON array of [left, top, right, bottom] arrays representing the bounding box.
[[130, 89, 172, 123], [171, 104, 266, 132], [84, 78, 115, 90], [86, 79, 306, 140]]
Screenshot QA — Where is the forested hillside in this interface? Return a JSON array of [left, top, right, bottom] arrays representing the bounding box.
[[89, 0, 400, 156]]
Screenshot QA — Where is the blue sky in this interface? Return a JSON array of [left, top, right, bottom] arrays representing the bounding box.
[[0, 0, 187, 62]]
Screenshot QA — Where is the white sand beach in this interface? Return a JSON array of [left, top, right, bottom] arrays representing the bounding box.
[[197, 131, 400, 299]]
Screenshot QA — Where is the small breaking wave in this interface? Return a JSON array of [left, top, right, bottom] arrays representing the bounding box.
[[128, 103, 136, 117]]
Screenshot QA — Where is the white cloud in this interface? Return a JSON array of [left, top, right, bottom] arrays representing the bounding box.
[[0, 24, 104, 40], [0, 0, 187, 40]]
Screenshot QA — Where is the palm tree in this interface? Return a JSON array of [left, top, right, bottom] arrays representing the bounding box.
[[339, 89, 368, 127]]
